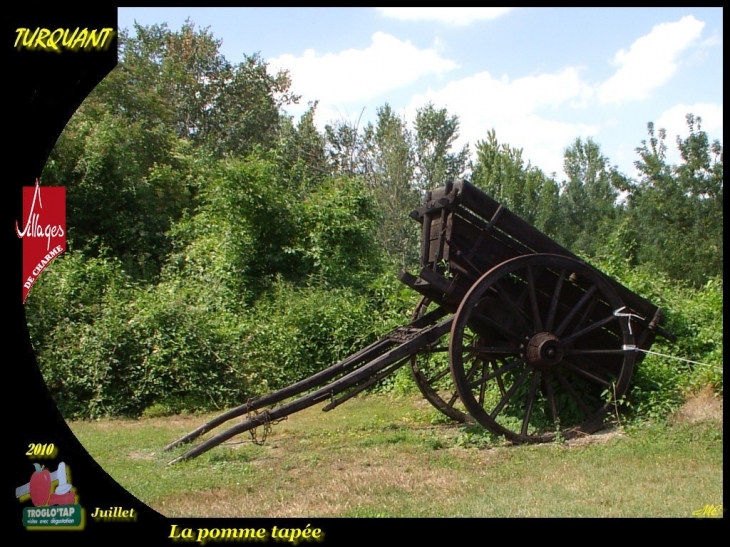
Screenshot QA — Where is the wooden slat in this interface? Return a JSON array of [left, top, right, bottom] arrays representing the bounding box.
[[452, 180, 662, 323]]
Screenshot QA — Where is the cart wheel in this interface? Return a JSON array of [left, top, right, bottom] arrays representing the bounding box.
[[449, 254, 636, 443], [409, 297, 471, 423]]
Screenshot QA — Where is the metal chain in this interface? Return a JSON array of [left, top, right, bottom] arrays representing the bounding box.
[[246, 408, 288, 446], [247, 409, 268, 445]]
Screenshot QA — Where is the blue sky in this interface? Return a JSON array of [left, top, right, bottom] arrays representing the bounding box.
[[117, 7, 723, 181]]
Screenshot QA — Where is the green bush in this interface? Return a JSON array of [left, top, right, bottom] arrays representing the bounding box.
[[28, 245, 720, 423], [27, 252, 253, 418], [295, 176, 384, 290], [238, 282, 379, 391], [594, 260, 723, 420]]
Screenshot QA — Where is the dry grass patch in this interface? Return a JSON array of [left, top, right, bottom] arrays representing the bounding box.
[[672, 386, 723, 425], [79, 413, 210, 432], [128, 450, 157, 460], [156, 446, 472, 517], [564, 425, 625, 448]]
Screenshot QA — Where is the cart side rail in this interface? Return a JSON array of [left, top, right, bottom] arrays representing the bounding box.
[[408, 178, 673, 341]]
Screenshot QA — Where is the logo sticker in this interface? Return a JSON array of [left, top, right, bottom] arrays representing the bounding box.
[[17, 178, 66, 303], [16, 456, 84, 529]]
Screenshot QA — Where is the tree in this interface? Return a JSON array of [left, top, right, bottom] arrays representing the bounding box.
[[627, 115, 723, 285], [674, 114, 723, 201], [471, 129, 561, 238], [323, 111, 372, 178], [276, 102, 329, 193], [363, 104, 420, 268], [323, 104, 421, 268], [42, 95, 198, 281], [41, 20, 306, 280], [164, 156, 302, 306], [208, 51, 299, 157], [558, 137, 623, 255], [413, 102, 469, 191], [117, 20, 298, 157]]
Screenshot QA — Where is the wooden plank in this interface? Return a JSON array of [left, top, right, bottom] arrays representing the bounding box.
[[452, 179, 663, 323], [420, 208, 432, 268]]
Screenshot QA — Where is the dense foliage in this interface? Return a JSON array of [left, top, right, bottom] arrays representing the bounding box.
[[27, 21, 722, 421]]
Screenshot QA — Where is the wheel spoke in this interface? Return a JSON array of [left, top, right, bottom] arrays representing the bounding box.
[[465, 356, 482, 381], [425, 367, 451, 385], [452, 356, 480, 406], [527, 266, 543, 332], [543, 371, 559, 426], [563, 348, 632, 356], [570, 356, 616, 384], [563, 360, 611, 388], [473, 310, 527, 343], [467, 356, 528, 390], [494, 281, 534, 335], [545, 269, 566, 332], [514, 283, 530, 310], [458, 345, 522, 354], [561, 314, 618, 345], [410, 296, 470, 424], [555, 369, 590, 418], [521, 370, 542, 435], [555, 284, 598, 337], [493, 359, 507, 397], [417, 346, 449, 353], [490, 365, 532, 419], [478, 360, 489, 405], [573, 297, 598, 335]]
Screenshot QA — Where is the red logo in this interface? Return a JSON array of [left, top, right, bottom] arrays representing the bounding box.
[[16, 179, 66, 303]]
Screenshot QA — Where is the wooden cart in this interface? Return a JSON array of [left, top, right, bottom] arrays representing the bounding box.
[[165, 179, 674, 463]]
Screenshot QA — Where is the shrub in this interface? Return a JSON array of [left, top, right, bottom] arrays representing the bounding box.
[[594, 260, 723, 420]]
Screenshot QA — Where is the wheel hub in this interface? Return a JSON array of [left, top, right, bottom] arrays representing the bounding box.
[[526, 332, 563, 368]]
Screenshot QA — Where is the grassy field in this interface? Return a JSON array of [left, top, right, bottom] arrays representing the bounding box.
[[68, 392, 723, 518]]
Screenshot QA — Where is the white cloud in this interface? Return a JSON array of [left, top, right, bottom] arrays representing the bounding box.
[[404, 68, 596, 178], [376, 7, 512, 26], [656, 103, 723, 137], [407, 68, 592, 118], [269, 32, 458, 107], [598, 16, 705, 104], [698, 30, 722, 48]]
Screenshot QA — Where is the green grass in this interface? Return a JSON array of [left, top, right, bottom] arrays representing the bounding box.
[[69, 393, 723, 518]]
